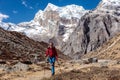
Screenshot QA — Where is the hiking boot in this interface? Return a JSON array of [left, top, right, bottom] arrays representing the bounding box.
[[52, 73, 55, 76]]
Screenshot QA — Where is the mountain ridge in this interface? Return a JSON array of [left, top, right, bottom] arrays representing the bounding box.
[[0, 3, 88, 50]]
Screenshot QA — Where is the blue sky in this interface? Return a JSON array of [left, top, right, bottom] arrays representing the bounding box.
[[0, 0, 101, 24]]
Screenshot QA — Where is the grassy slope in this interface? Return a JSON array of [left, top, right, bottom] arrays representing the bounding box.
[[42, 66, 120, 80], [83, 33, 120, 60]]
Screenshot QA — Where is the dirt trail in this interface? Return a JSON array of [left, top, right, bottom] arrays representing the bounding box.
[[0, 60, 120, 80], [11, 63, 88, 80], [0, 61, 92, 80]]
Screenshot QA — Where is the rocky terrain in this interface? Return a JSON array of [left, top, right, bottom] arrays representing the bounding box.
[[0, 58, 119, 80], [0, 27, 47, 62], [0, 24, 70, 80], [61, 0, 120, 59]]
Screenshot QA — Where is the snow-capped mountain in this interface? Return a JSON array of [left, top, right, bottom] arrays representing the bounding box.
[[0, 22, 19, 31], [35, 3, 86, 20], [0, 3, 88, 43], [41, 3, 86, 19], [32, 3, 88, 42], [0, 3, 88, 44], [97, 0, 120, 11]]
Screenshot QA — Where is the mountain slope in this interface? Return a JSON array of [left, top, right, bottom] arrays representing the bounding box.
[[83, 33, 120, 60], [0, 27, 47, 61], [61, 0, 120, 59]]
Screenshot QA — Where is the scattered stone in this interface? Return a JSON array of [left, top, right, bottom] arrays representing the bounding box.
[[83, 60, 89, 64], [0, 64, 7, 71], [88, 58, 98, 63], [100, 61, 109, 68], [6, 66, 13, 72], [117, 60, 120, 64]]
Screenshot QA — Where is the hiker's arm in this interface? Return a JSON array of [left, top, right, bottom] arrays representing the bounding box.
[[45, 49, 49, 57], [54, 48, 58, 61]]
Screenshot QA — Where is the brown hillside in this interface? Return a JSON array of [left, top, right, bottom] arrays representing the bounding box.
[[0, 27, 69, 62]]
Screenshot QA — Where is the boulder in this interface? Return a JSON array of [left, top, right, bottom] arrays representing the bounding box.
[[13, 62, 30, 71]]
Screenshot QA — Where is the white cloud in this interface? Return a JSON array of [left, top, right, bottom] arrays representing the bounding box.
[[21, 0, 34, 9], [13, 10, 18, 14], [22, 0, 28, 7], [0, 13, 9, 22], [29, 6, 34, 9]]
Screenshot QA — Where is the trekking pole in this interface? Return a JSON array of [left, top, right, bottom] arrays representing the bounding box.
[[57, 61, 62, 74], [44, 55, 46, 76], [44, 56, 49, 77], [44, 61, 45, 77], [57, 60, 65, 79]]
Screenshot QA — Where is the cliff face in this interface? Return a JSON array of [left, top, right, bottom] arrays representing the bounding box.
[[29, 4, 88, 45], [61, 0, 120, 59]]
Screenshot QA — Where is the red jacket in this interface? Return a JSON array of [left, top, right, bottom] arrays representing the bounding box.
[[46, 47, 58, 60]]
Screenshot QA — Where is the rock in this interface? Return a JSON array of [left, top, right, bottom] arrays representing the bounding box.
[[4, 62, 30, 72], [117, 61, 120, 64], [83, 60, 89, 64], [88, 58, 98, 63], [6, 66, 13, 72], [0, 64, 7, 71], [99, 60, 109, 68]]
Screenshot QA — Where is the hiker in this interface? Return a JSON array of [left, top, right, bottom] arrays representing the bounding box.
[[45, 42, 58, 76]]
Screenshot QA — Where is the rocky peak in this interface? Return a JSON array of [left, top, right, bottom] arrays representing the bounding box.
[[32, 3, 88, 43], [44, 3, 58, 11]]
